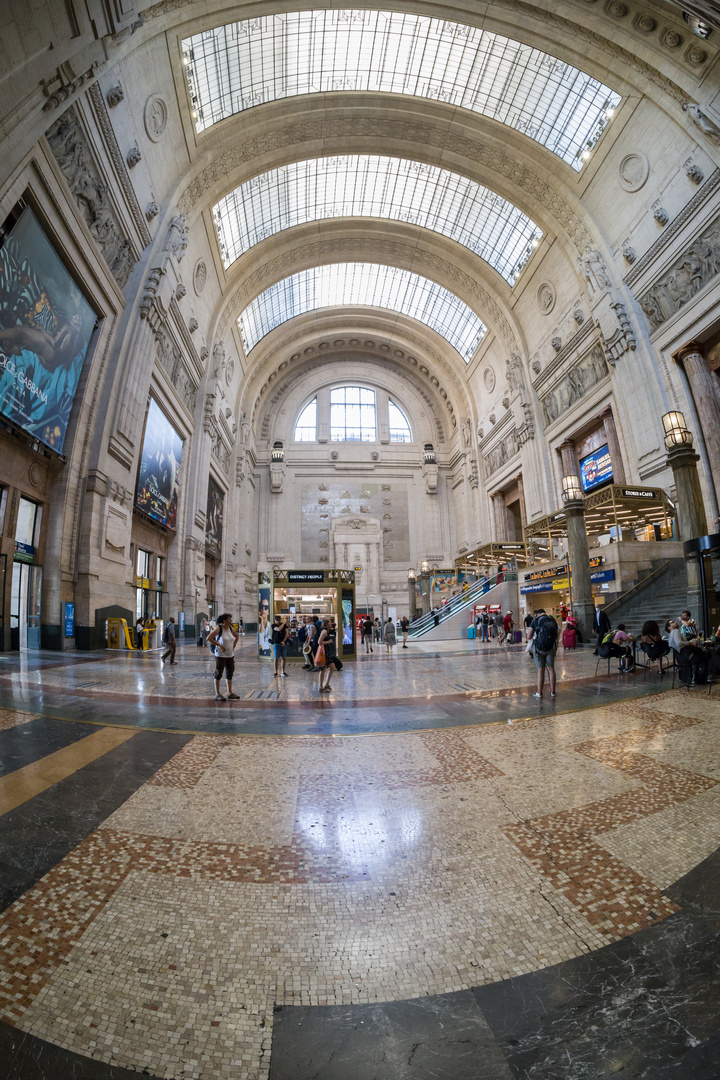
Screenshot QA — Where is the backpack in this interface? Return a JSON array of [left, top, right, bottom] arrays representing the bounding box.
[[534, 615, 558, 654]]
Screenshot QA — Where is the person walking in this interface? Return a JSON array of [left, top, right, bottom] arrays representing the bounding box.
[[400, 615, 410, 648], [494, 610, 505, 644], [316, 617, 337, 693], [373, 617, 381, 644], [503, 610, 514, 645], [362, 615, 374, 653], [161, 616, 176, 665], [384, 616, 397, 654], [527, 608, 559, 699], [481, 610, 490, 642], [208, 613, 240, 701], [271, 615, 290, 678]]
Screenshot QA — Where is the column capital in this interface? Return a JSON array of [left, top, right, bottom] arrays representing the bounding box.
[[673, 340, 705, 365], [557, 438, 575, 451], [598, 404, 613, 419]]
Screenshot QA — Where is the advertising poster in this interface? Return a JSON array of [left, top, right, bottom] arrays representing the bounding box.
[[205, 476, 224, 558], [136, 398, 184, 529], [0, 207, 96, 453], [342, 597, 353, 645], [258, 585, 271, 656], [580, 444, 613, 493]]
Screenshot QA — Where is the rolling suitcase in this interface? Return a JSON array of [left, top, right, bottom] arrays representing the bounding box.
[[562, 626, 577, 649], [514, 630, 522, 643]]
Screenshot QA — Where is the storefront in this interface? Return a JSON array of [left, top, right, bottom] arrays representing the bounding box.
[[455, 541, 529, 577], [520, 557, 616, 619], [10, 496, 43, 650], [257, 569, 356, 661]]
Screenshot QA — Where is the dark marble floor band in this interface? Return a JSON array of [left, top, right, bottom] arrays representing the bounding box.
[[0, 729, 191, 912], [0, 717, 97, 778], [269, 847, 720, 1080], [0, 1021, 162, 1080]]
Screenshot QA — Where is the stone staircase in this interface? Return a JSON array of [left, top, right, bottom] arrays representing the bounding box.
[[603, 558, 689, 636]]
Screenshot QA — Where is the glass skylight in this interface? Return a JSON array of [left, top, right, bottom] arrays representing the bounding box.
[[238, 263, 486, 361], [183, 10, 621, 168], [213, 156, 541, 283]]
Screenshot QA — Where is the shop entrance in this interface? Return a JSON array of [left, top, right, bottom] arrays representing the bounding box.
[[10, 496, 42, 650], [258, 569, 356, 660]]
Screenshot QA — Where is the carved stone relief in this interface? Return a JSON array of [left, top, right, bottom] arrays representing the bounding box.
[[618, 153, 649, 192], [156, 332, 198, 413], [144, 95, 168, 142], [638, 212, 720, 329], [46, 107, 135, 288], [540, 345, 609, 427], [483, 429, 519, 479], [537, 281, 556, 314], [483, 367, 496, 393], [193, 259, 207, 294]]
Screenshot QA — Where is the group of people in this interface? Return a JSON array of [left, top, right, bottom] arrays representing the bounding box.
[[360, 615, 408, 653], [266, 614, 342, 692]]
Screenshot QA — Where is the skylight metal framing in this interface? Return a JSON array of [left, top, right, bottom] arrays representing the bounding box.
[[183, 10, 620, 168], [238, 263, 486, 361], [213, 156, 542, 284]]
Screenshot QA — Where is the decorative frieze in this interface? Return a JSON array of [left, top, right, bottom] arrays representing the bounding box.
[[539, 345, 609, 427], [483, 428, 519, 479], [45, 106, 135, 288], [638, 212, 720, 329]]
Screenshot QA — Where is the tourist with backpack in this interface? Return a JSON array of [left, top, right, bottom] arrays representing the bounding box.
[[526, 608, 559, 699]]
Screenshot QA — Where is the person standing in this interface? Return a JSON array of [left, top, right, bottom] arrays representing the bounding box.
[[494, 610, 505, 644], [373, 617, 381, 644], [362, 615, 374, 653], [161, 616, 176, 665], [523, 610, 534, 643], [316, 617, 337, 693], [384, 616, 397, 654], [135, 616, 144, 650], [271, 615, 290, 678], [400, 615, 410, 648], [208, 613, 240, 701], [503, 610, 514, 645], [527, 608, 559, 699], [481, 610, 490, 642], [593, 604, 611, 655], [238, 617, 244, 635]]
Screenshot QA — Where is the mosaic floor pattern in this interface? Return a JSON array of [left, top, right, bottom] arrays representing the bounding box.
[[0, 686, 718, 1078]]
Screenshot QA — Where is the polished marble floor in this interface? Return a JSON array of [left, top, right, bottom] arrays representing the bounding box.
[[0, 644, 718, 1078]]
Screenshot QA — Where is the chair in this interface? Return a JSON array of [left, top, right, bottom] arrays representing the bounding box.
[[595, 645, 613, 676], [639, 641, 671, 679]]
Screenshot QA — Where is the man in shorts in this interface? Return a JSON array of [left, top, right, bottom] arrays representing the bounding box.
[[527, 608, 558, 699], [271, 615, 290, 677]]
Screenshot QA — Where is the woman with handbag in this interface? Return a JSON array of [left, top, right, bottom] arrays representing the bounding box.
[[315, 617, 339, 693]]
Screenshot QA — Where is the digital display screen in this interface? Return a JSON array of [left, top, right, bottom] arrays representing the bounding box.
[[580, 444, 613, 492]]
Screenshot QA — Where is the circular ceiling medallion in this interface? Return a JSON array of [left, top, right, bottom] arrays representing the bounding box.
[[483, 367, 496, 392], [618, 153, 649, 192], [143, 94, 168, 142], [536, 281, 556, 315], [193, 259, 207, 295]]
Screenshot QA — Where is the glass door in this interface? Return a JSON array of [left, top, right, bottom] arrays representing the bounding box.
[[26, 565, 42, 649]]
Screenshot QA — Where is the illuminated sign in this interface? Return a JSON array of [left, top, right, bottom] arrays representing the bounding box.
[[288, 571, 325, 582], [621, 487, 655, 499], [580, 444, 613, 492]]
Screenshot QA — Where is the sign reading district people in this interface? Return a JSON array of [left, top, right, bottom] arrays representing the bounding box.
[[136, 398, 183, 530], [0, 207, 96, 453]]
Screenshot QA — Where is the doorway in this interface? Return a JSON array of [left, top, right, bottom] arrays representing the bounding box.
[[10, 561, 42, 650]]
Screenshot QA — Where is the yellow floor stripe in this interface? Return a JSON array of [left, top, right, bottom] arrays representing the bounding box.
[[0, 726, 137, 816]]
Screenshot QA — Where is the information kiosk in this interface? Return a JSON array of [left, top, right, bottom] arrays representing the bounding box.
[[257, 569, 356, 661]]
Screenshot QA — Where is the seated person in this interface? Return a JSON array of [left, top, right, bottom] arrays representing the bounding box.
[[678, 609, 698, 634], [669, 616, 705, 685], [612, 623, 635, 672], [640, 620, 670, 661]]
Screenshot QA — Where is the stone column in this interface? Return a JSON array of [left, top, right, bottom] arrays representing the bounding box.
[[557, 439, 578, 478], [563, 497, 594, 642], [666, 442, 708, 613], [675, 342, 720, 504], [490, 492, 509, 540], [599, 406, 626, 484], [515, 474, 527, 531]]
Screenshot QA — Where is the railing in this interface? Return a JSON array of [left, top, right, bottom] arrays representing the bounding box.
[[604, 561, 669, 616], [409, 572, 517, 638]]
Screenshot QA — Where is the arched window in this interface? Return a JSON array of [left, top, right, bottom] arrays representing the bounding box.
[[388, 400, 412, 443], [330, 387, 376, 442], [294, 398, 317, 441]]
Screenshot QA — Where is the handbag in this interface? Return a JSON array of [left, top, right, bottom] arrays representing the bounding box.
[[332, 656, 343, 670], [314, 644, 326, 667]]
